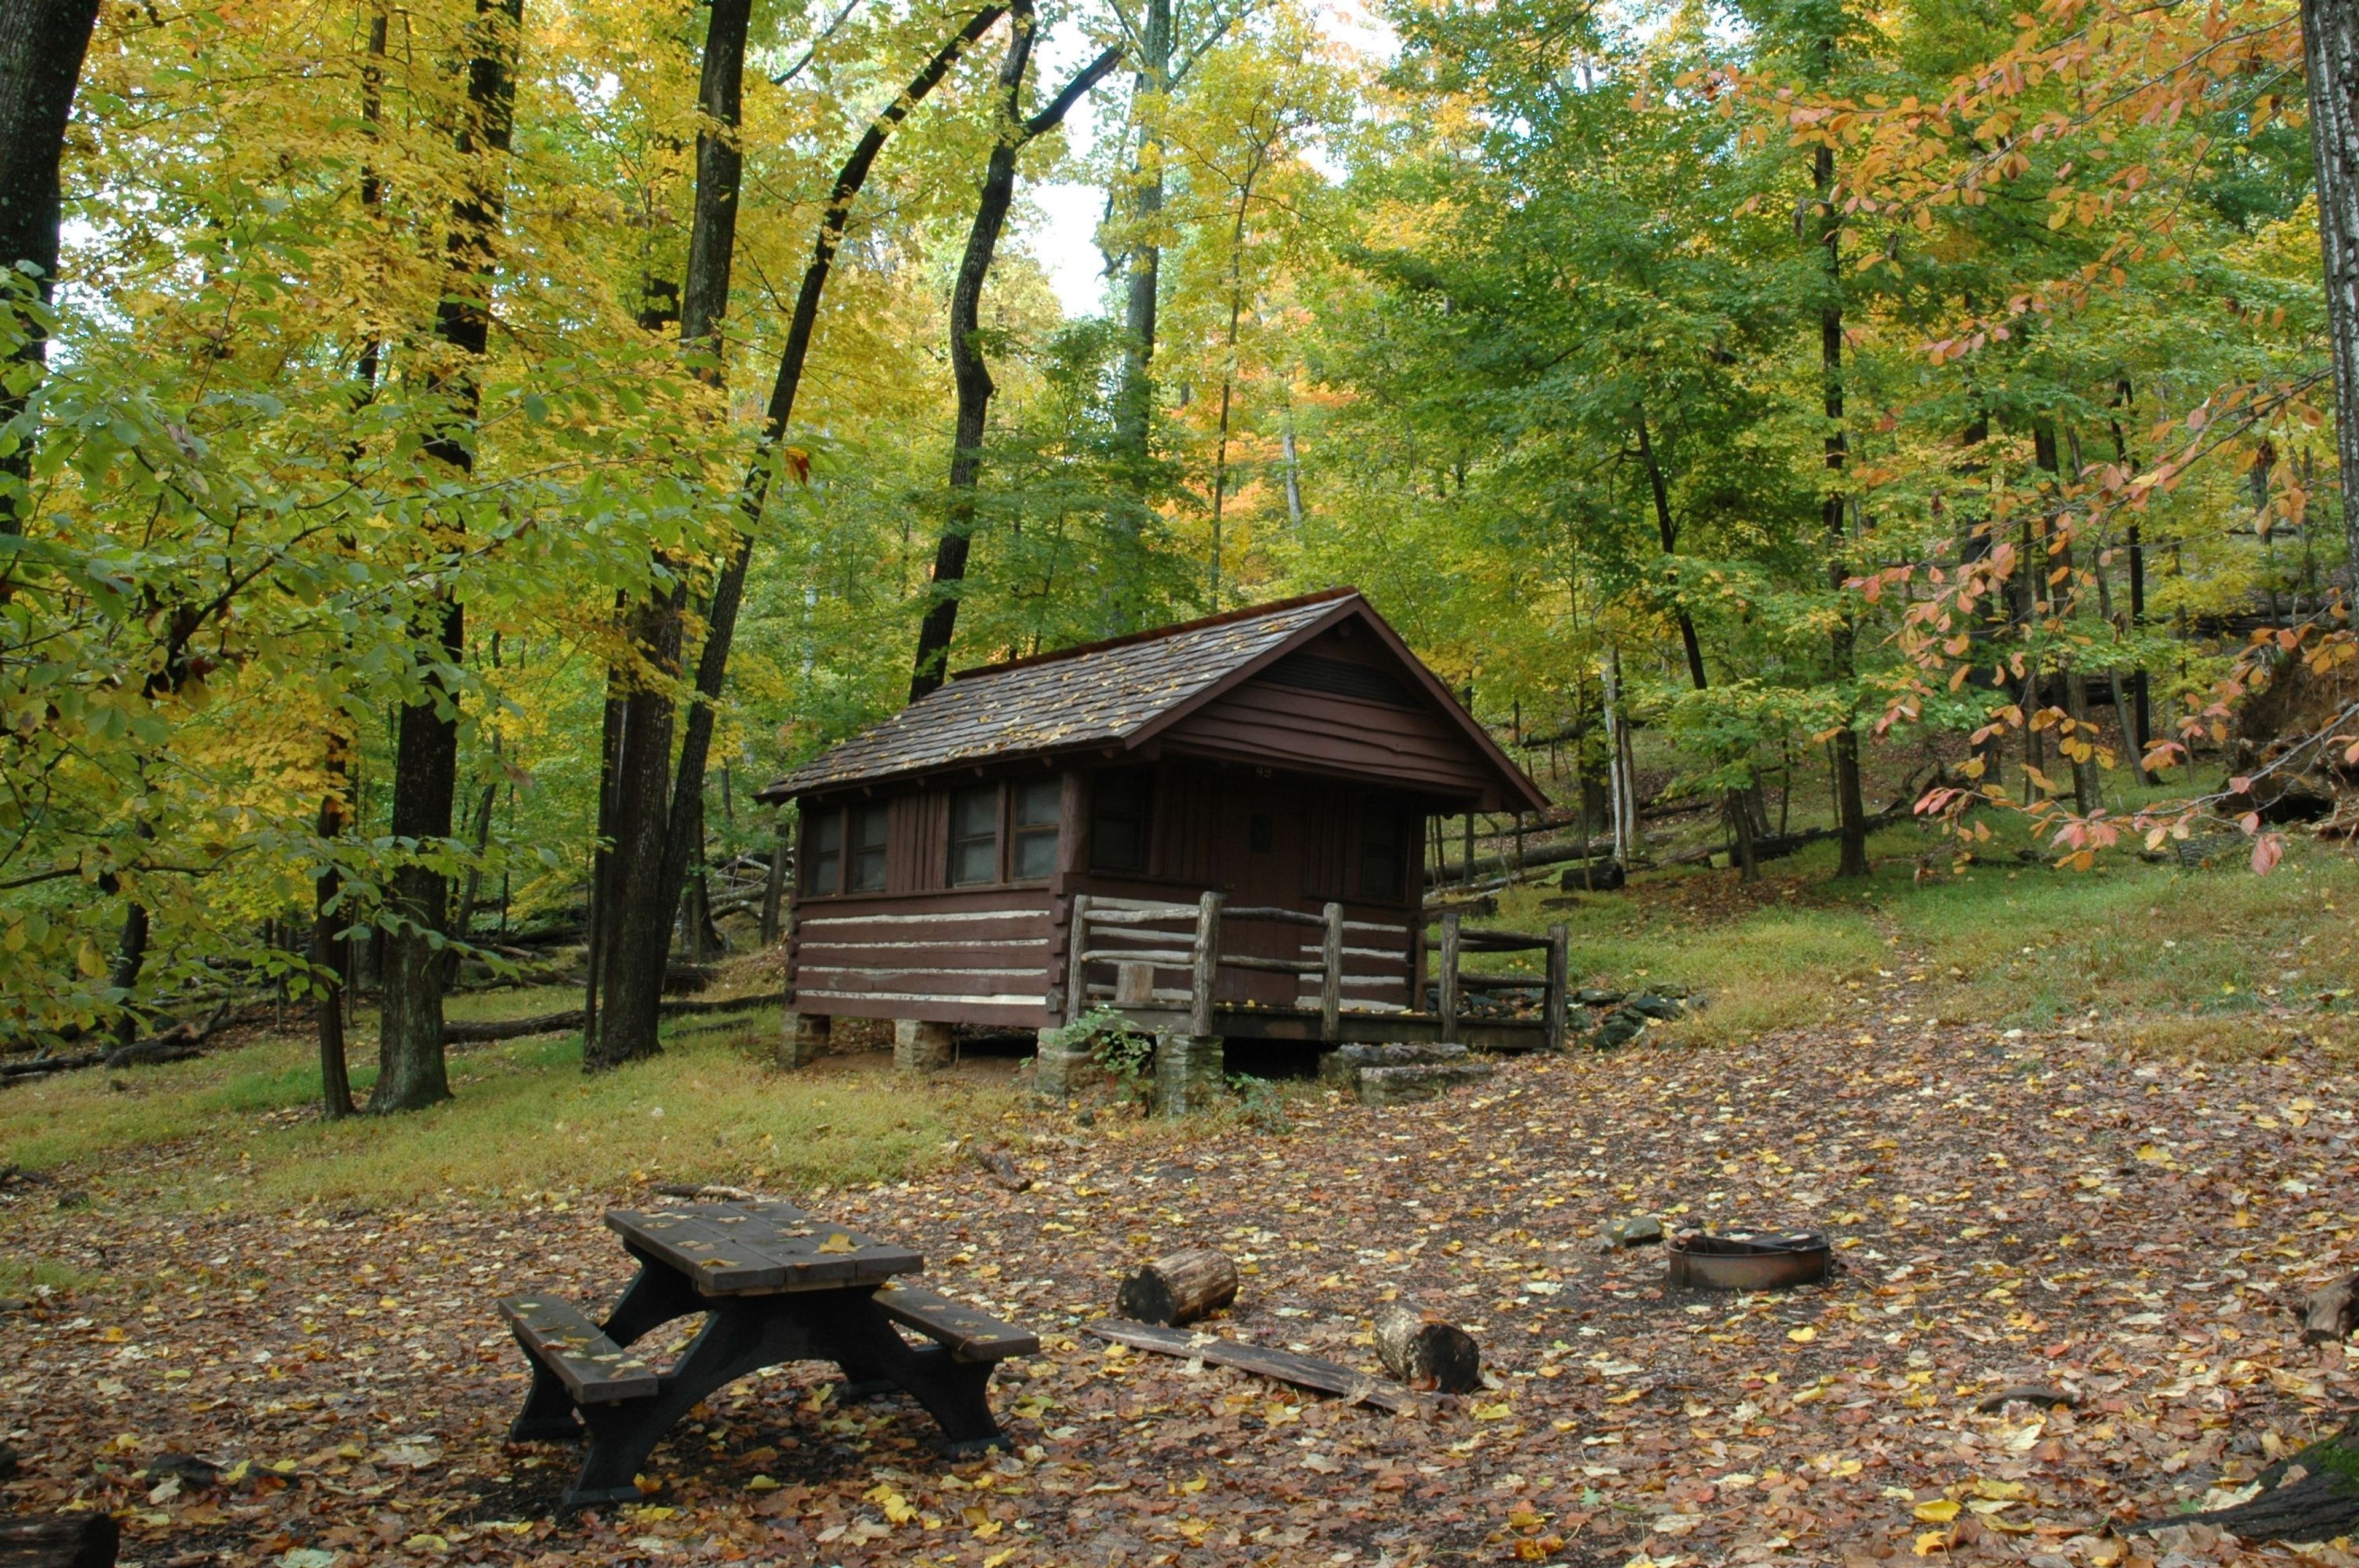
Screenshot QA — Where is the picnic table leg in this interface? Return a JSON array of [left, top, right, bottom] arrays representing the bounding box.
[[563, 1302, 812, 1510], [507, 1335, 585, 1443], [599, 1252, 708, 1348], [809, 1299, 1004, 1453]]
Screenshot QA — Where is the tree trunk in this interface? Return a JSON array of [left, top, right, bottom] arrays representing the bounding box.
[[315, 731, 354, 1120], [2304, 0, 2359, 588], [1815, 138, 1870, 878], [374, 0, 523, 1114], [1112, 0, 1172, 485], [1115, 1247, 1237, 1326], [909, 21, 1122, 699], [646, 9, 1007, 1024], [584, 0, 750, 1071], [0, 0, 101, 542], [1372, 1304, 1482, 1394]]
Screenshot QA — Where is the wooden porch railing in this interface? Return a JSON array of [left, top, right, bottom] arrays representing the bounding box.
[[1065, 893, 1568, 1051]]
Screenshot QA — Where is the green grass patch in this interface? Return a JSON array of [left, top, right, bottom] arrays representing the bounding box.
[[1464, 817, 2359, 1050], [0, 1004, 1017, 1206]]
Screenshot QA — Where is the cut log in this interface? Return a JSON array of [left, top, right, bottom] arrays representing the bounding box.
[[0, 1514, 119, 1568], [1084, 1319, 1428, 1415], [974, 1147, 1031, 1192], [1114, 1248, 1237, 1327], [1373, 1304, 1482, 1394], [2301, 1270, 2358, 1344], [1973, 1384, 2076, 1413]]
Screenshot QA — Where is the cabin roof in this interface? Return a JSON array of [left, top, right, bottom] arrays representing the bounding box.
[[757, 587, 1547, 809]]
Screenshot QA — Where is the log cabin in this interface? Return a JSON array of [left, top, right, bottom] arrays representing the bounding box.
[[754, 588, 1551, 1063]]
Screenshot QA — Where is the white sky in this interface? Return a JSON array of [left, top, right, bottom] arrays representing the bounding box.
[[1016, 0, 1393, 318]]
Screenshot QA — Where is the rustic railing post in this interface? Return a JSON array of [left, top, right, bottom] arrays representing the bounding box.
[[1438, 910, 1461, 1043], [758, 819, 788, 946], [1190, 891, 1223, 1038], [1543, 921, 1570, 1053], [1319, 901, 1344, 1042], [1063, 893, 1093, 1024]]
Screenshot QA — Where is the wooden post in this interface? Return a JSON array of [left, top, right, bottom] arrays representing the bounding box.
[[758, 818, 788, 946], [1115, 961, 1154, 1007], [1543, 921, 1570, 1053], [1063, 893, 1093, 1024], [1191, 891, 1223, 1039], [1438, 910, 1461, 1043], [1319, 900, 1344, 1042]]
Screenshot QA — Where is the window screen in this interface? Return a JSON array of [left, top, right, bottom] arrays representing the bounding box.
[[1089, 770, 1152, 874], [1358, 803, 1405, 899], [949, 786, 1000, 886], [1011, 779, 1062, 880], [848, 803, 890, 892], [802, 808, 842, 894]]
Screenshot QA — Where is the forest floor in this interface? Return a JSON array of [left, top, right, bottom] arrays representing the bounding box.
[[2, 835, 2357, 1568]]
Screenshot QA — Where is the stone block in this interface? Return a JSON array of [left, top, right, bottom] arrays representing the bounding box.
[[893, 1018, 953, 1072], [780, 1011, 830, 1069], [1034, 1040, 1100, 1098], [1317, 1040, 1471, 1086], [1153, 1034, 1224, 1117], [1354, 1061, 1495, 1105]]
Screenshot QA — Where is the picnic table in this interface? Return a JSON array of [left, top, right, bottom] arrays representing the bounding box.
[[498, 1198, 1036, 1509]]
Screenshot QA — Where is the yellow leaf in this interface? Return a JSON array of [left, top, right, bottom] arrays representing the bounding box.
[[1914, 1529, 1954, 1555], [1181, 1475, 1208, 1493], [1970, 1478, 2028, 1500], [1471, 1401, 1512, 1421], [984, 1551, 1016, 1568], [816, 1233, 859, 1254], [1914, 1499, 1960, 1523], [1787, 1327, 1816, 1343]]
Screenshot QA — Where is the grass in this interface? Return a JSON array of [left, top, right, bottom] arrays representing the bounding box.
[[1467, 814, 2359, 1053], [0, 1007, 1020, 1206]]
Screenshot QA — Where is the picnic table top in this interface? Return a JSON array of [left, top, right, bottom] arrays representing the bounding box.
[[605, 1198, 925, 1297]]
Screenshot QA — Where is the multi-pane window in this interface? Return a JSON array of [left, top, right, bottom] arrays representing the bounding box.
[[848, 803, 890, 892], [1012, 780, 1062, 879], [949, 786, 1001, 886], [1358, 803, 1405, 899], [1089, 770, 1152, 873], [802, 809, 843, 894]]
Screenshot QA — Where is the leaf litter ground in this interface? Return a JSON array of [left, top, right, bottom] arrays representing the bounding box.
[[2, 1000, 2355, 1568]]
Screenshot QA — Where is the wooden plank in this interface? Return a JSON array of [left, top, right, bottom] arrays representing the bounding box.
[[1224, 904, 1326, 927], [1544, 922, 1570, 1054], [1082, 903, 1200, 924], [1062, 891, 1092, 1025], [1084, 1320, 1429, 1416], [1438, 912, 1460, 1044], [875, 1284, 1040, 1362], [1079, 946, 1195, 965], [607, 1207, 923, 1294], [607, 1208, 788, 1291], [1219, 953, 1322, 975], [499, 1296, 660, 1403]]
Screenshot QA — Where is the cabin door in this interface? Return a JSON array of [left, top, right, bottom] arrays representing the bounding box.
[[1219, 775, 1309, 1008]]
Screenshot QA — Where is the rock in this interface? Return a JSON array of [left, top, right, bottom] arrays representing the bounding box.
[[1355, 1063, 1496, 1105], [1603, 1216, 1665, 1249], [1592, 1011, 1649, 1050], [1974, 1384, 2076, 1413], [1625, 994, 1684, 1021], [1318, 1041, 1470, 1086], [139, 1452, 221, 1488], [1555, 859, 1625, 892], [1575, 988, 1625, 1005]]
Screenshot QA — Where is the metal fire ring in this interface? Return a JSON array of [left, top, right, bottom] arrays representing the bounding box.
[[1665, 1225, 1833, 1290]]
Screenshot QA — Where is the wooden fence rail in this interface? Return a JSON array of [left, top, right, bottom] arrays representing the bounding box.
[[1068, 894, 1569, 1051]]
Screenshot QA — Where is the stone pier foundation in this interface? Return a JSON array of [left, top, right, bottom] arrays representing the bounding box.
[[894, 1018, 954, 1072], [1154, 1034, 1225, 1117]]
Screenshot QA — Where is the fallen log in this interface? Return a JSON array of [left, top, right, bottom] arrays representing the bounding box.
[[974, 1147, 1032, 1193], [2302, 1270, 2358, 1344], [0, 1512, 119, 1568], [2126, 1419, 2359, 1543], [1115, 1249, 1237, 1327], [0, 1002, 235, 1083], [443, 991, 786, 1045], [1084, 1320, 1429, 1416], [1373, 1305, 1482, 1394]]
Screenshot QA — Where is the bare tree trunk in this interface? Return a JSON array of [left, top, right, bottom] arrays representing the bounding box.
[[2305, 0, 2359, 588], [315, 744, 354, 1119], [0, 0, 101, 546], [909, 19, 1122, 698], [1815, 136, 1870, 878], [375, 0, 525, 1114], [1112, 0, 1172, 475]]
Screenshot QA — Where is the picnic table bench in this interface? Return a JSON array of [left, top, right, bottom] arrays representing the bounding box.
[[499, 1199, 1036, 1508]]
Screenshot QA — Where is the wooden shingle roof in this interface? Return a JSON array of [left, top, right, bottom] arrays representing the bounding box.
[[760, 591, 1356, 798], [757, 587, 1549, 811]]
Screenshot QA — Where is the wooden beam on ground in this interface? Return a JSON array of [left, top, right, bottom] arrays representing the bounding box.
[[1084, 1319, 1430, 1416]]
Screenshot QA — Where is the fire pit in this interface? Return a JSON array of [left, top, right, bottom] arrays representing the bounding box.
[[1665, 1225, 1832, 1290]]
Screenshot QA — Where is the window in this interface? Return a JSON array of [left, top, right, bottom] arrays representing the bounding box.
[[949, 786, 1001, 886], [1012, 779, 1062, 880], [848, 803, 890, 892], [1358, 803, 1405, 899], [802, 808, 843, 895], [1089, 770, 1152, 874]]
